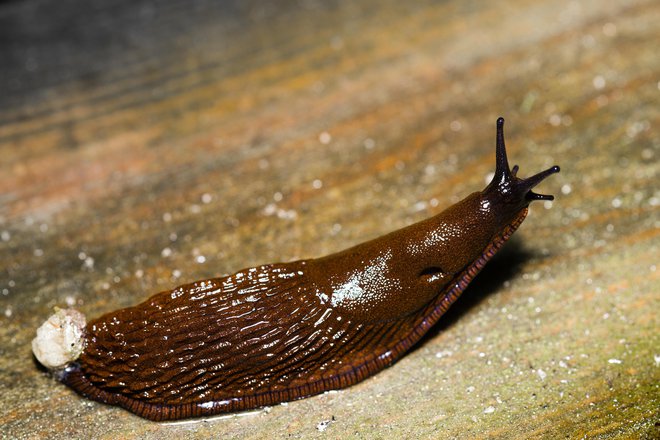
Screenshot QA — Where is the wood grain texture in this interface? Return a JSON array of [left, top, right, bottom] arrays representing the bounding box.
[[1, 0, 657, 438]]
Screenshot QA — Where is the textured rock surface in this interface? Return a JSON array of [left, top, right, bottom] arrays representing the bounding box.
[[1, 0, 658, 438]]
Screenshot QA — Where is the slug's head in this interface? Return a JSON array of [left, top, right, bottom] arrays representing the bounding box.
[[403, 117, 560, 296], [482, 117, 560, 214], [316, 118, 560, 322]]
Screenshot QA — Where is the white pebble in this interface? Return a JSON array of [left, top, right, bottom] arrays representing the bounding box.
[[319, 131, 332, 145], [316, 418, 334, 432], [592, 75, 606, 90], [84, 257, 95, 269], [32, 308, 87, 370]]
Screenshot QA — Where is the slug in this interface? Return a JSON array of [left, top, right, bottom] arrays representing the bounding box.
[[33, 117, 559, 421]]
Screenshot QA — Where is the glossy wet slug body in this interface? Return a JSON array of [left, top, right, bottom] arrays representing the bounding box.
[[33, 118, 559, 421]]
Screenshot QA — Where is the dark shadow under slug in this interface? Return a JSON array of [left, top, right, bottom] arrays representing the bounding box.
[[32, 117, 560, 421]]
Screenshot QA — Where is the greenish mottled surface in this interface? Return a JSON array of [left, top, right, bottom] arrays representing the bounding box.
[[1, 0, 658, 438]]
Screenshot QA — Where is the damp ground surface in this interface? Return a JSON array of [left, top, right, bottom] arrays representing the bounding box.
[[1, 0, 658, 438]]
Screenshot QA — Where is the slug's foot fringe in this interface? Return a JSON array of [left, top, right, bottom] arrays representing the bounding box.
[[60, 357, 392, 421]]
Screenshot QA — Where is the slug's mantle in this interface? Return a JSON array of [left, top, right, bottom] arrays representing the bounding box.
[[33, 118, 559, 421]]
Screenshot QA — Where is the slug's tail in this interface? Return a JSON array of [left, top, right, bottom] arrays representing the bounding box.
[[486, 117, 560, 206]]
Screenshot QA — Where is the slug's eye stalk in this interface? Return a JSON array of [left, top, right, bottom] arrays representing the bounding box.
[[522, 165, 561, 201], [485, 117, 560, 207]]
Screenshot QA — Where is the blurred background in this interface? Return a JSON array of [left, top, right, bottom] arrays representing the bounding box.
[[1, 0, 657, 438]]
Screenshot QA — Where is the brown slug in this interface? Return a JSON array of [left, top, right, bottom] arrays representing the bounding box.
[[32, 117, 559, 421]]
